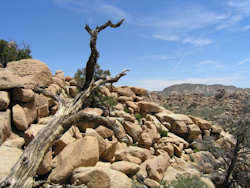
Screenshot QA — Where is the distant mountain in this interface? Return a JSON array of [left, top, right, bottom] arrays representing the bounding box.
[[160, 83, 249, 96]]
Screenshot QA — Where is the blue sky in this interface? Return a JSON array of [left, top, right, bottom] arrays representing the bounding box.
[[1, 0, 250, 90]]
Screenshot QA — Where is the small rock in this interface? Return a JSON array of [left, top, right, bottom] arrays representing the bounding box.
[[0, 91, 10, 110], [111, 161, 140, 176]]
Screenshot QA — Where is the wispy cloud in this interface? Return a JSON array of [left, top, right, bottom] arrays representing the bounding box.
[[183, 38, 213, 46], [196, 60, 224, 69], [216, 15, 243, 30], [152, 34, 179, 42], [133, 76, 241, 91], [142, 55, 177, 61], [239, 57, 250, 65], [100, 4, 129, 20], [227, 0, 250, 15]]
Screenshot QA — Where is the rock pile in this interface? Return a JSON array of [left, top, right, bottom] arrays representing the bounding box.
[[0, 59, 234, 187]]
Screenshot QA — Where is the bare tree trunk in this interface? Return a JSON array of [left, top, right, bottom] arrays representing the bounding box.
[[0, 19, 127, 188]]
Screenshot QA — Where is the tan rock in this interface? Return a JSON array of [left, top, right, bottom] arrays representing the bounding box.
[[65, 76, 72, 82], [123, 121, 142, 142], [95, 161, 111, 168], [12, 101, 37, 131], [200, 177, 215, 188], [37, 148, 53, 175], [115, 86, 135, 97], [24, 124, 46, 144], [85, 128, 106, 157], [126, 101, 139, 113], [95, 126, 113, 139], [38, 116, 53, 124], [0, 109, 11, 144], [52, 76, 65, 88], [12, 88, 34, 102], [129, 86, 148, 96], [76, 108, 103, 131], [55, 70, 65, 80], [146, 114, 166, 132], [189, 115, 212, 130], [0, 68, 28, 89], [49, 136, 99, 184], [7, 59, 52, 87], [69, 86, 78, 98], [211, 125, 223, 134], [166, 132, 189, 148], [53, 126, 82, 155], [137, 101, 165, 113], [118, 96, 133, 102], [144, 178, 160, 187], [71, 167, 132, 188], [154, 141, 174, 157], [2, 134, 25, 149], [115, 146, 152, 164], [0, 91, 10, 110], [35, 94, 50, 118], [111, 161, 139, 176], [173, 143, 183, 157], [111, 110, 136, 122], [113, 103, 124, 111], [0, 146, 23, 181], [101, 139, 117, 162], [69, 79, 77, 86], [137, 154, 170, 182], [139, 121, 160, 149], [187, 124, 201, 140]]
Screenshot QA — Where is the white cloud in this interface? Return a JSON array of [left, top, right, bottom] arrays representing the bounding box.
[[152, 34, 179, 42], [183, 38, 213, 46], [227, 0, 250, 15], [197, 60, 224, 69], [100, 4, 129, 19], [241, 24, 250, 30], [239, 57, 250, 65], [133, 76, 241, 91], [216, 15, 243, 30]]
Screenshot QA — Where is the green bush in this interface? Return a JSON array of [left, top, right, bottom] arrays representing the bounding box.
[[159, 175, 207, 188], [124, 107, 130, 113], [134, 113, 142, 122], [0, 39, 32, 67], [193, 148, 200, 153], [160, 130, 168, 137]]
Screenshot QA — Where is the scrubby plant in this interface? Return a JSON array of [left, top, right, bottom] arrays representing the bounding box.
[[135, 113, 142, 122], [160, 130, 168, 137], [193, 148, 200, 153], [157, 175, 207, 188], [0, 39, 32, 67], [124, 106, 130, 113]]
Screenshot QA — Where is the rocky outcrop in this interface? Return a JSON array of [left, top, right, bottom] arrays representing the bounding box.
[[0, 60, 235, 188]]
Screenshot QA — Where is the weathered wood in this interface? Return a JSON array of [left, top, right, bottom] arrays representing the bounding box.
[[0, 19, 125, 188]]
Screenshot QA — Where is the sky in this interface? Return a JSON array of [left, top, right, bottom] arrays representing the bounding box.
[[1, 0, 250, 91]]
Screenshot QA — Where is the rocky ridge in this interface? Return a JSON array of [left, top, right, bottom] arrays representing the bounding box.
[[0, 59, 235, 187]]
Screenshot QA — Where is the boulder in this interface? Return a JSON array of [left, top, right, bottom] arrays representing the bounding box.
[[69, 79, 77, 86], [139, 121, 160, 149], [0, 109, 11, 144], [7, 59, 52, 87], [144, 178, 160, 187], [53, 126, 82, 155], [137, 153, 170, 182], [187, 124, 201, 140], [111, 161, 139, 176], [118, 96, 133, 102], [0, 68, 27, 89], [12, 101, 37, 131], [115, 146, 152, 164], [69, 86, 78, 98], [77, 108, 103, 131], [95, 162, 111, 168], [0, 91, 10, 110], [37, 148, 53, 175], [101, 139, 117, 162], [137, 101, 165, 113], [0, 146, 23, 181], [123, 121, 142, 142], [24, 124, 46, 144], [115, 86, 135, 98], [129, 86, 148, 96], [12, 88, 34, 102], [55, 70, 65, 80], [2, 134, 25, 149], [95, 126, 113, 139], [71, 167, 132, 188], [126, 101, 139, 113], [189, 115, 212, 130], [111, 110, 136, 122], [48, 136, 99, 184], [35, 94, 50, 118]]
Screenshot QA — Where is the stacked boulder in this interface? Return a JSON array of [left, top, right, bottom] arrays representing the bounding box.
[[0, 59, 234, 187]]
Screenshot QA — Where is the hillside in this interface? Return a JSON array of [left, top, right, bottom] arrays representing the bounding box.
[[161, 83, 249, 96]]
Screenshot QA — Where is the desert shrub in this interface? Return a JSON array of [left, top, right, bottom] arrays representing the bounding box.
[[160, 130, 168, 137], [0, 39, 32, 67], [159, 175, 207, 188], [124, 107, 130, 113], [134, 113, 142, 122]]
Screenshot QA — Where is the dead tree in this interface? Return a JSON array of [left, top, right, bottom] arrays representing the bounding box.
[[0, 19, 129, 188]]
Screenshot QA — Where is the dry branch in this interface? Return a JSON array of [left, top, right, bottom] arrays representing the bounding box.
[[0, 19, 126, 188]]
